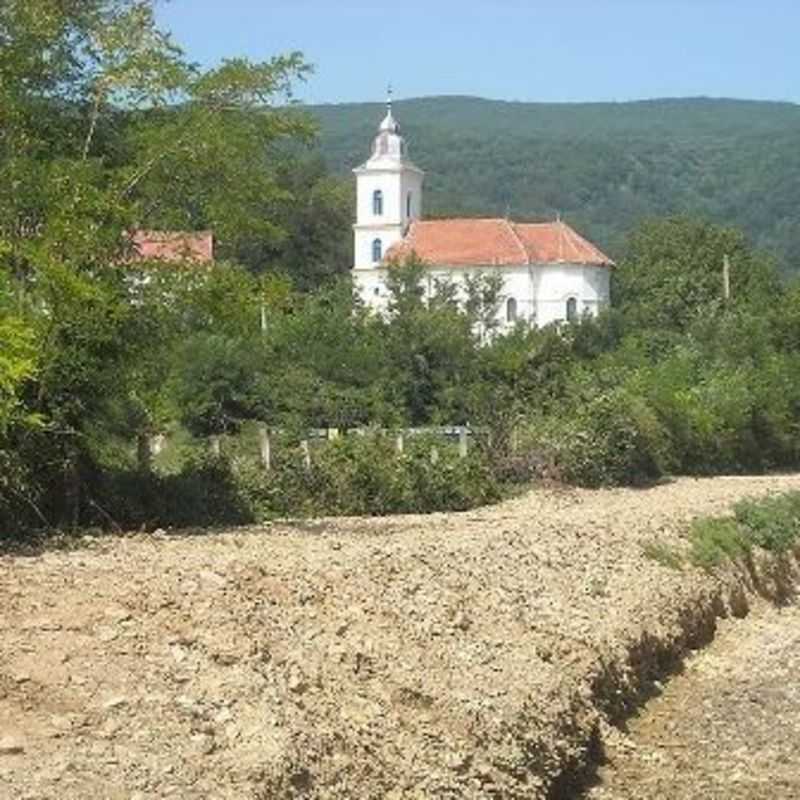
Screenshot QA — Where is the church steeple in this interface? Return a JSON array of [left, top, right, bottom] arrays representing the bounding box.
[[370, 85, 410, 162], [353, 89, 424, 270], [379, 86, 399, 132]]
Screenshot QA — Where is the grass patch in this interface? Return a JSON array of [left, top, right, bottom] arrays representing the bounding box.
[[733, 493, 800, 553], [687, 491, 800, 571], [689, 517, 749, 569], [642, 539, 684, 570]]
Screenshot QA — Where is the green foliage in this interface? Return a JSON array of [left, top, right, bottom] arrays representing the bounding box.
[[311, 96, 800, 277], [642, 540, 684, 571], [80, 435, 501, 529], [4, 4, 800, 539], [237, 433, 499, 519], [525, 388, 671, 488], [733, 493, 800, 553], [613, 216, 780, 332], [689, 518, 749, 570], [687, 491, 800, 571]]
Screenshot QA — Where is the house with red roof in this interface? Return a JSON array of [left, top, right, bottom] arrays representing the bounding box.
[[352, 96, 613, 328], [130, 230, 214, 264]]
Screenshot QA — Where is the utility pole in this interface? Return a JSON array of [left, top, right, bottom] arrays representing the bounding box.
[[723, 254, 731, 302]]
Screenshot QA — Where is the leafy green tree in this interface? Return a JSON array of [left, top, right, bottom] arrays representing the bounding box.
[[613, 216, 782, 332]]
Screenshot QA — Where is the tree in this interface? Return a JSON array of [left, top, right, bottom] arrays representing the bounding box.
[[612, 216, 782, 333], [0, 0, 318, 528]]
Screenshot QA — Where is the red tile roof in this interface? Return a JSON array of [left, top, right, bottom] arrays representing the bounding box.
[[130, 230, 214, 264], [386, 218, 613, 267]]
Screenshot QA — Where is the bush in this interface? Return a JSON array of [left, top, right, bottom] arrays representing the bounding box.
[[687, 491, 800, 571], [530, 390, 670, 488], [689, 517, 749, 570], [84, 433, 503, 530], [237, 433, 502, 519], [733, 493, 800, 553]]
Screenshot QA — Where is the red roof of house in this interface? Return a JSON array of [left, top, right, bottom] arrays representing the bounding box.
[[386, 218, 613, 267], [131, 230, 214, 264]]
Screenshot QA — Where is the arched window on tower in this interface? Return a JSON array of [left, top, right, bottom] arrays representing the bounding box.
[[506, 297, 518, 324], [373, 190, 383, 216], [566, 297, 578, 322], [372, 238, 383, 263], [406, 191, 412, 218]]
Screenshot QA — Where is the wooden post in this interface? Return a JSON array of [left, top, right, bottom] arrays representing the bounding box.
[[723, 254, 731, 302], [210, 435, 221, 457], [301, 439, 311, 470], [395, 433, 405, 454], [458, 427, 469, 459], [258, 423, 271, 471]]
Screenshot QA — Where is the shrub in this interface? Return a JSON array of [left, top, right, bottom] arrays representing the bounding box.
[[531, 390, 671, 488], [162, 433, 502, 525], [733, 493, 800, 553], [689, 517, 749, 570]]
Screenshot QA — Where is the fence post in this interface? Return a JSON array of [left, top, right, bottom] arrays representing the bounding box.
[[301, 439, 311, 470], [396, 433, 404, 454], [258, 423, 271, 471], [459, 427, 469, 459]]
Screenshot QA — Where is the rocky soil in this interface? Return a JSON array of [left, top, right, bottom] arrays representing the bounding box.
[[1, 475, 799, 799], [586, 600, 800, 799]]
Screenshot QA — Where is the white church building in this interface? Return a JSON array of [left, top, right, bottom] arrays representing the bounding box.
[[352, 97, 614, 328]]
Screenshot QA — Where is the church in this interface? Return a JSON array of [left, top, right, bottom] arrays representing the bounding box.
[[352, 97, 614, 328]]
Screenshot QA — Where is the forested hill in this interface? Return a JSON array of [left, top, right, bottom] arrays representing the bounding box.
[[309, 96, 800, 273]]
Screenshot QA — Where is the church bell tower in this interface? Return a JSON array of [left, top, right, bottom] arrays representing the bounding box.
[[353, 90, 424, 270]]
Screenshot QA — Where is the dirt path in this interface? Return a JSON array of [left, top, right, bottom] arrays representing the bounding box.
[[1, 475, 799, 799], [586, 600, 800, 799]]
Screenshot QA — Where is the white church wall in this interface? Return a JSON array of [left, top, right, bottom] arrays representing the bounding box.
[[353, 225, 405, 269], [353, 168, 423, 269], [534, 263, 611, 326], [355, 263, 611, 331], [355, 170, 403, 223]]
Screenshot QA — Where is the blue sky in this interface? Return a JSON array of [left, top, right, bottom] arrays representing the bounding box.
[[155, 0, 799, 105]]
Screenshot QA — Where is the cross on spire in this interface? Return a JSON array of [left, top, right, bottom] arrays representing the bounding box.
[[387, 83, 393, 112]]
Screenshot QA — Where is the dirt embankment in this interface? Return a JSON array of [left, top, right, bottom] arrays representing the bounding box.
[[586, 600, 800, 799], [1, 475, 799, 799]]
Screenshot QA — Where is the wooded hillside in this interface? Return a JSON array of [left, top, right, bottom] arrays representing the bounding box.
[[310, 96, 800, 274]]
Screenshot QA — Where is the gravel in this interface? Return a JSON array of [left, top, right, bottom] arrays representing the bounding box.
[[1, 474, 799, 799]]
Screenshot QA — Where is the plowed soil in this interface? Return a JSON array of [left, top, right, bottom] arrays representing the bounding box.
[[1, 475, 799, 799], [586, 600, 800, 799]]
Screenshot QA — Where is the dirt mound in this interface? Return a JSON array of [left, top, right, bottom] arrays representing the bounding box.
[[1, 475, 799, 799]]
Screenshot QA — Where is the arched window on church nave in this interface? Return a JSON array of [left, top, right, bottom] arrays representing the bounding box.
[[506, 297, 518, 324], [566, 297, 578, 322], [406, 191, 412, 218], [372, 238, 383, 263], [373, 190, 383, 216]]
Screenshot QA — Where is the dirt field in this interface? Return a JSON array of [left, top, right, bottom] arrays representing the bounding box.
[[1, 475, 799, 799], [586, 599, 800, 799]]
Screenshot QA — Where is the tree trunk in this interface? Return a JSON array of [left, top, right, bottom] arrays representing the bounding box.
[[64, 440, 81, 531], [137, 432, 153, 473]]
